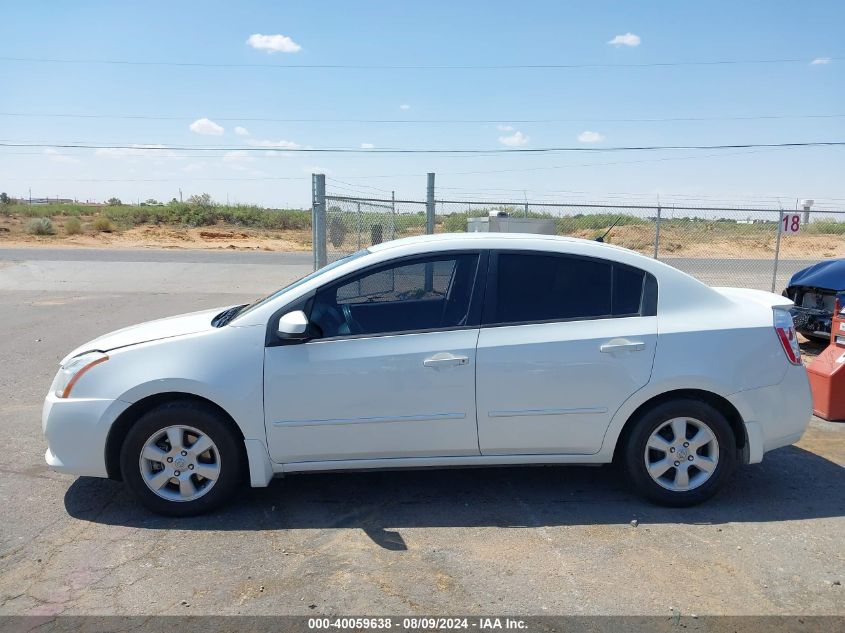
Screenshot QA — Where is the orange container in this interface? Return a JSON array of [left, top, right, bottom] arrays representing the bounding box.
[[806, 298, 845, 421]]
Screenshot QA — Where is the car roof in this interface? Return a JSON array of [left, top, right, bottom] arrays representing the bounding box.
[[370, 231, 631, 255]]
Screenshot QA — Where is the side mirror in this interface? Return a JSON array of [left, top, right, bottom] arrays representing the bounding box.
[[277, 310, 309, 340]]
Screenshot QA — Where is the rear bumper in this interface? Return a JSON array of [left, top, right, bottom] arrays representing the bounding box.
[[729, 364, 813, 464], [42, 392, 131, 478]]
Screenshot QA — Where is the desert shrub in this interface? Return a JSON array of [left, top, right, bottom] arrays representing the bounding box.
[[443, 213, 469, 232], [93, 216, 114, 232], [181, 207, 216, 227], [26, 217, 55, 235], [329, 216, 347, 247], [64, 217, 83, 235]]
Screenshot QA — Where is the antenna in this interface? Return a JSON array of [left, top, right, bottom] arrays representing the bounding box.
[[596, 216, 622, 243]]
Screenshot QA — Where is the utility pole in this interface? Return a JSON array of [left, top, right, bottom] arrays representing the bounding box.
[[426, 173, 435, 235], [313, 174, 327, 269], [179, 188, 183, 203]]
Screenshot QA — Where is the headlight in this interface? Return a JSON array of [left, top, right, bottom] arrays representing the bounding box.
[[52, 351, 109, 398]]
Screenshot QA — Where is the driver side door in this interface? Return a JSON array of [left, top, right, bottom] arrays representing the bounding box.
[[263, 251, 485, 465]]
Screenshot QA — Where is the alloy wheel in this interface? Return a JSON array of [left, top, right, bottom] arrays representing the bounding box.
[[643, 417, 720, 492], [138, 425, 221, 502]]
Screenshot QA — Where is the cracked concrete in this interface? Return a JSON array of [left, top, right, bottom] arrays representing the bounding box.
[[0, 247, 843, 616]]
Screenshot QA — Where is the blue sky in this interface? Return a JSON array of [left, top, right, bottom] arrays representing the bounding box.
[[2, 0, 843, 208]]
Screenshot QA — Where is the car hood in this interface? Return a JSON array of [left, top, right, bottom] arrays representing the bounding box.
[[60, 306, 230, 365], [788, 259, 845, 291]]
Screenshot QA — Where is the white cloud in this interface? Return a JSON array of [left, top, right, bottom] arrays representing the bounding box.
[[399, 104, 411, 111], [247, 138, 300, 149], [44, 148, 79, 164], [247, 33, 301, 54], [303, 165, 332, 175], [608, 32, 641, 47], [189, 118, 224, 135], [811, 57, 831, 65], [182, 162, 206, 173], [222, 150, 255, 163], [234, 126, 251, 136], [497, 124, 514, 132], [360, 143, 375, 149], [577, 130, 605, 143], [498, 130, 529, 146]]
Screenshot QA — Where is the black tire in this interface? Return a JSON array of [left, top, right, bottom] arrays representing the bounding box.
[[120, 400, 244, 517], [622, 398, 737, 507]]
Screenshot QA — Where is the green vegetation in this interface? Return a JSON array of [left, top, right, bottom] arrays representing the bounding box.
[[807, 221, 845, 235], [0, 196, 310, 230], [440, 210, 651, 233], [92, 217, 114, 232], [25, 217, 55, 236], [64, 217, 83, 235], [3, 197, 845, 253]]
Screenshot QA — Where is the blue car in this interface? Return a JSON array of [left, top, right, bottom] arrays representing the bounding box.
[[783, 259, 845, 340]]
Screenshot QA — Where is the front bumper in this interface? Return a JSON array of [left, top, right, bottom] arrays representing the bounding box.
[[790, 307, 832, 340], [729, 363, 813, 464], [42, 392, 131, 477]]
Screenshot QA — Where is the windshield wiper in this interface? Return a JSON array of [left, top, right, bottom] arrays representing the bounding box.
[[212, 304, 247, 327]]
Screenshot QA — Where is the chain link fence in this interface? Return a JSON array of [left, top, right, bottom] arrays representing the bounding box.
[[313, 176, 845, 293]]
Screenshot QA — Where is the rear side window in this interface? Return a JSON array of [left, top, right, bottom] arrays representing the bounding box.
[[485, 252, 656, 325], [613, 265, 646, 316]]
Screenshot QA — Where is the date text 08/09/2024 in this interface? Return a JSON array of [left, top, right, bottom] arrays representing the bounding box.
[[307, 617, 528, 630]]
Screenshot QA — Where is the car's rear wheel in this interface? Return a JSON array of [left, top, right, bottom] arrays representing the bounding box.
[[120, 401, 243, 516], [622, 398, 737, 506]]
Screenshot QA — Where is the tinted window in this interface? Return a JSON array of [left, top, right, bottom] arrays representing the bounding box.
[[487, 253, 655, 325], [613, 265, 646, 315], [311, 254, 479, 338]]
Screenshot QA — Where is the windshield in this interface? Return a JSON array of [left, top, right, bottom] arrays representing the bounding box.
[[231, 249, 370, 321]]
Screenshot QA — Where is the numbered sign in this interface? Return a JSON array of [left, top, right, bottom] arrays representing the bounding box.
[[782, 213, 801, 234]]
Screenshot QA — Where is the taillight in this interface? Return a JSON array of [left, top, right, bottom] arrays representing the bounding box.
[[774, 308, 802, 365]]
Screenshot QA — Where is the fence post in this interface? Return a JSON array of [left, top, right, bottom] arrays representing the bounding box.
[[313, 173, 327, 270], [772, 209, 784, 293], [426, 172, 435, 235], [653, 204, 662, 259], [311, 175, 317, 270], [356, 201, 362, 251], [391, 190, 396, 240]]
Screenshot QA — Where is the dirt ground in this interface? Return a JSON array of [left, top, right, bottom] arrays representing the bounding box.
[[3, 212, 844, 258], [571, 224, 845, 259], [0, 214, 312, 252]]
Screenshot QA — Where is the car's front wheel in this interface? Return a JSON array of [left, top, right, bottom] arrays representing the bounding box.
[[120, 401, 244, 516], [622, 398, 737, 506]]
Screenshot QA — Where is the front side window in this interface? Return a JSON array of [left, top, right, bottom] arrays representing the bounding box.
[[486, 252, 655, 325], [310, 253, 480, 338]]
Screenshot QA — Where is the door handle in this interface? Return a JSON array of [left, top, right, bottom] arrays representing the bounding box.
[[423, 353, 470, 368], [600, 338, 646, 353]]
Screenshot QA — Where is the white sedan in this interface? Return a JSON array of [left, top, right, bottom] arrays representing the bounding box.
[[43, 233, 812, 515]]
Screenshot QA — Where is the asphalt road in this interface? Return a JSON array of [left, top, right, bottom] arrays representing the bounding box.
[[0, 247, 842, 616], [0, 246, 816, 292]]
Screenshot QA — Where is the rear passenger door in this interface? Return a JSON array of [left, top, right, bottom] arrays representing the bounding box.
[[475, 251, 658, 455]]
